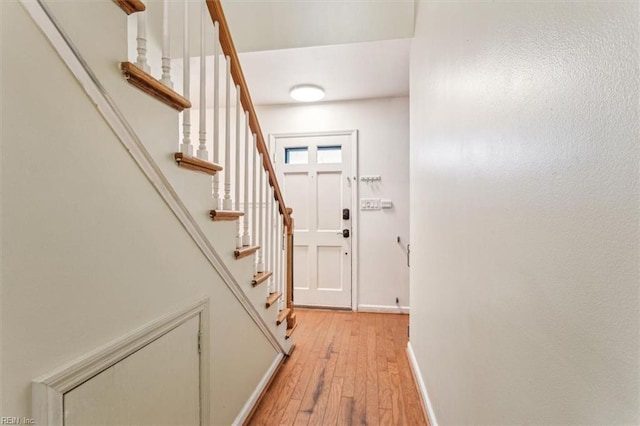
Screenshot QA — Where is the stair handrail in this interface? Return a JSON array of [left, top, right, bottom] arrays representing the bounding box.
[[205, 0, 291, 229]]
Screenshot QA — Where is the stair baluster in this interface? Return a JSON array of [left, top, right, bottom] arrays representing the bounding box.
[[134, 1, 150, 73], [278, 212, 284, 311], [197, 4, 208, 160], [272, 197, 278, 295], [252, 141, 258, 247], [266, 184, 272, 292], [212, 22, 221, 208], [257, 153, 265, 273], [160, 0, 173, 88], [235, 85, 242, 248], [179, 1, 192, 156], [242, 113, 251, 246], [223, 56, 232, 209]]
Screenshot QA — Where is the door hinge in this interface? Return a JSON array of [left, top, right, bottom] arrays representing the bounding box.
[[197, 331, 202, 354]]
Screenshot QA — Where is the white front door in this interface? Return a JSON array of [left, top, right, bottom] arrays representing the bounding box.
[[275, 133, 354, 309]]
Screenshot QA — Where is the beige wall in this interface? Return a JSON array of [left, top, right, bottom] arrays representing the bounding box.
[[409, 1, 639, 424]]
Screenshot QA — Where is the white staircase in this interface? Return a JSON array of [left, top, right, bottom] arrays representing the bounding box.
[[10, 0, 297, 423]]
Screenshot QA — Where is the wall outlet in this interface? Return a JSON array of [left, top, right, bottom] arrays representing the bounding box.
[[360, 198, 380, 210]]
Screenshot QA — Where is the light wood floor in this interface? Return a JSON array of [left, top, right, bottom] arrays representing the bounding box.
[[247, 310, 429, 426]]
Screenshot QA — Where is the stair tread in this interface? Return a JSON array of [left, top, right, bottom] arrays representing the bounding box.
[[252, 271, 272, 287], [276, 308, 291, 325], [265, 292, 282, 308], [235, 245, 259, 259], [113, 0, 145, 14], [120, 62, 191, 111], [210, 210, 244, 222], [174, 153, 223, 176], [285, 322, 298, 339]]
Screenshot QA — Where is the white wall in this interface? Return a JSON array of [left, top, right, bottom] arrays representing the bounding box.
[[410, 1, 639, 424], [1, 2, 278, 422], [257, 98, 410, 312]]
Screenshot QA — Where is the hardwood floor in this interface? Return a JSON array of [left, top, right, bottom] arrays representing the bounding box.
[[247, 310, 429, 426]]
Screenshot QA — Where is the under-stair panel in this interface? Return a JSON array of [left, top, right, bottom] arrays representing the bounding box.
[[65, 317, 200, 426], [18, 0, 290, 422]]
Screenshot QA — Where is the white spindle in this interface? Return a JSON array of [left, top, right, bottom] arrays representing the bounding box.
[[278, 213, 284, 310], [252, 140, 258, 246], [243, 114, 251, 246], [267, 186, 273, 293], [197, 4, 208, 160], [212, 22, 220, 209], [235, 85, 242, 248], [160, 0, 173, 88], [266, 185, 272, 278], [135, 2, 150, 73], [223, 56, 232, 210], [180, 1, 192, 156], [270, 195, 278, 291], [257, 153, 265, 273]]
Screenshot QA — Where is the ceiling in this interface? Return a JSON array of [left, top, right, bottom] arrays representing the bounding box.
[[239, 38, 411, 106], [165, 1, 415, 107], [221, 0, 416, 53]]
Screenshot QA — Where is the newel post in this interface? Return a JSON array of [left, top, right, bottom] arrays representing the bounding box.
[[286, 207, 296, 330]]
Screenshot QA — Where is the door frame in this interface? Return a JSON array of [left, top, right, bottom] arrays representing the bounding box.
[[270, 130, 359, 311]]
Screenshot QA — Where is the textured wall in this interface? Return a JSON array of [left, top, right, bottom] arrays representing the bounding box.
[[409, 1, 639, 424]]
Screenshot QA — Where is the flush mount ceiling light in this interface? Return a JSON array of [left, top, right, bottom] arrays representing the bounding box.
[[290, 85, 325, 102]]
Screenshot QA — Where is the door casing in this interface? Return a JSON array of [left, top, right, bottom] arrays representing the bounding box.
[[270, 130, 359, 311]]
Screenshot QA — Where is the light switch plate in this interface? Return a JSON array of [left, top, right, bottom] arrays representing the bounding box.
[[360, 198, 381, 210], [381, 199, 393, 209]]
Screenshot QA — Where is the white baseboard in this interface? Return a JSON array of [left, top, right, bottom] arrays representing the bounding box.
[[407, 342, 438, 426], [232, 353, 284, 426], [357, 304, 409, 314]]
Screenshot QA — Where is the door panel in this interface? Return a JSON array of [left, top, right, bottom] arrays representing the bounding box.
[[276, 134, 352, 308], [317, 171, 342, 230], [318, 246, 343, 290], [284, 172, 310, 230], [294, 245, 310, 290]]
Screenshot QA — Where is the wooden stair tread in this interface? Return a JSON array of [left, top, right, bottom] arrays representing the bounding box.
[[252, 271, 272, 287], [285, 322, 298, 339], [113, 0, 145, 14], [174, 153, 222, 176], [287, 343, 296, 356], [235, 245, 259, 259], [209, 210, 244, 222], [265, 292, 282, 308], [120, 62, 191, 111], [287, 312, 297, 328], [276, 308, 291, 325]]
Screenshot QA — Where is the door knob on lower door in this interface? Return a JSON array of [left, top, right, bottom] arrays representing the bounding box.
[[342, 229, 350, 238]]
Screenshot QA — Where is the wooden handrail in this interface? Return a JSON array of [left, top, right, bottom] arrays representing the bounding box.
[[205, 0, 291, 229], [206, 0, 296, 338]]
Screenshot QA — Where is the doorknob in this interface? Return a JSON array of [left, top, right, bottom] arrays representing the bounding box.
[[342, 229, 350, 238]]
